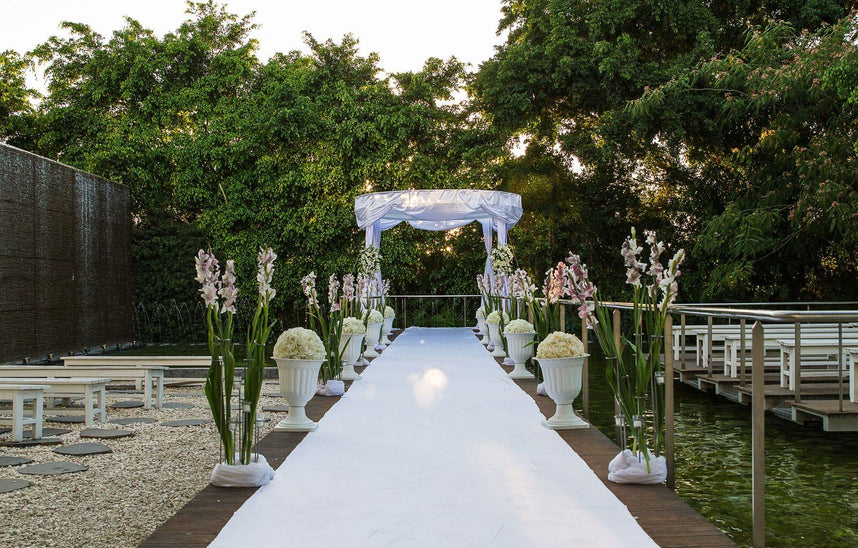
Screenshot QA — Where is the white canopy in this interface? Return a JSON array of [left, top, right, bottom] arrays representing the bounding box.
[[354, 189, 523, 274]]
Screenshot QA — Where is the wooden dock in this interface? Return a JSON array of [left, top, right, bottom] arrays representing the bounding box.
[[140, 331, 735, 547]]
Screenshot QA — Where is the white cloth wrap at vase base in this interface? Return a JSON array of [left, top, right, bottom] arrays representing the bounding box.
[[505, 332, 535, 379], [479, 318, 490, 346], [274, 358, 324, 432], [535, 356, 589, 430], [339, 334, 364, 381], [487, 322, 506, 358], [364, 322, 383, 358]]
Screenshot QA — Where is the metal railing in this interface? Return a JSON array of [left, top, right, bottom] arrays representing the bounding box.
[[603, 301, 858, 548]]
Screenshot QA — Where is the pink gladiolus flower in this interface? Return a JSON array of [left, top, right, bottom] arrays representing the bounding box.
[[219, 260, 238, 314], [257, 247, 277, 301], [328, 274, 340, 305]]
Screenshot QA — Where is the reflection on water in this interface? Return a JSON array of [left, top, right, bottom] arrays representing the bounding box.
[[584, 353, 858, 548]]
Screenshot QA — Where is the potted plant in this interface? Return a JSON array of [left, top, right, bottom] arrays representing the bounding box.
[[362, 309, 384, 358], [339, 317, 366, 380], [565, 228, 683, 483], [197, 247, 277, 487], [475, 306, 489, 344], [485, 310, 509, 358], [272, 327, 326, 432], [534, 331, 589, 430], [504, 319, 536, 379], [381, 305, 395, 345]]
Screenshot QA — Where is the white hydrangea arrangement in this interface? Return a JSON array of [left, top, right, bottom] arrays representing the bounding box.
[[342, 317, 366, 334], [384, 306, 395, 318], [536, 331, 586, 359], [273, 327, 326, 360], [361, 309, 384, 323], [475, 306, 486, 319], [504, 319, 535, 334], [485, 310, 510, 324]]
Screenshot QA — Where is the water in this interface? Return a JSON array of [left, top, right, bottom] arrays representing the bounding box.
[[125, 341, 858, 546], [584, 353, 858, 547]]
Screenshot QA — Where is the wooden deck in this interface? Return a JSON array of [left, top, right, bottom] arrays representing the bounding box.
[[140, 330, 735, 547]]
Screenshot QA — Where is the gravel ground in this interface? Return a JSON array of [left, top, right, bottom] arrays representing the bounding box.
[[0, 382, 286, 548]]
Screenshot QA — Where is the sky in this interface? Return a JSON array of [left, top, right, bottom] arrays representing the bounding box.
[[0, 0, 506, 77]]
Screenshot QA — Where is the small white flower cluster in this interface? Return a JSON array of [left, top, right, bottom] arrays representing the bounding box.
[[504, 319, 535, 334], [485, 310, 510, 324], [362, 309, 384, 324], [384, 306, 395, 318], [273, 327, 326, 360], [342, 317, 366, 334], [475, 306, 486, 319], [490, 244, 515, 275], [536, 331, 586, 359], [358, 246, 382, 277]]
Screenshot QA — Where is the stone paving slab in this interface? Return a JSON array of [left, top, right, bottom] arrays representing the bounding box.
[[19, 462, 87, 475], [110, 417, 157, 425], [262, 405, 290, 412], [24, 427, 71, 439], [48, 416, 85, 424], [109, 400, 145, 409], [161, 419, 211, 427], [0, 479, 30, 493], [80, 428, 133, 439], [0, 456, 33, 467], [54, 443, 112, 456], [0, 437, 62, 447], [162, 402, 195, 409]]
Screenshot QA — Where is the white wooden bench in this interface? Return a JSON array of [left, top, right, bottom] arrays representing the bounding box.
[[778, 339, 858, 390], [0, 384, 46, 441], [0, 377, 108, 425], [19, 363, 165, 409], [723, 329, 858, 378], [62, 355, 210, 367]]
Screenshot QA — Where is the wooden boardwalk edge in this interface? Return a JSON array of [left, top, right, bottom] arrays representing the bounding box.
[[140, 330, 736, 547]]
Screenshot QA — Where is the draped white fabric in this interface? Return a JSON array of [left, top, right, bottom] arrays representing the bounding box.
[[354, 189, 523, 275], [211, 328, 658, 548]]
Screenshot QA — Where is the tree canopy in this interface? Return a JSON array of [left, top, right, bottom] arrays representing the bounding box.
[[1, 0, 857, 320]]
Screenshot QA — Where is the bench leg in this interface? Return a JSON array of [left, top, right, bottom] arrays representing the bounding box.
[[97, 388, 106, 422], [144, 373, 152, 410], [12, 394, 24, 442], [34, 393, 44, 439], [85, 387, 94, 426], [157, 375, 163, 409]]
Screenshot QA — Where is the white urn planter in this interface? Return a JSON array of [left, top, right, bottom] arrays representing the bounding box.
[[477, 318, 489, 345], [535, 356, 589, 430], [338, 333, 364, 381], [505, 332, 535, 379], [381, 317, 394, 345], [364, 322, 383, 358], [487, 322, 506, 358], [273, 358, 324, 432]]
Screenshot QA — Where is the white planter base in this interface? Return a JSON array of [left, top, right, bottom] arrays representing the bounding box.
[[339, 363, 361, 380], [363, 347, 379, 358], [508, 363, 534, 379], [274, 406, 318, 432], [382, 335, 392, 345], [542, 403, 589, 430], [491, 346, 506, 358]]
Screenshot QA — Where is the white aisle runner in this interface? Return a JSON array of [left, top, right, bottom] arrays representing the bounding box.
[[211, 328, 656, 547]]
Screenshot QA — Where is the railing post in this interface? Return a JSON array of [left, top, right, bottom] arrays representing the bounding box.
[[707, 316, 714, 377], [839, 322, 844, 412], [664, 314, 675, 490], [613, 309, 623, 444], [752, 321, 766, 548], [794, 322, 802, 402], [559, 303, 566, 333], [680, 313, 687, 369], [582, 319, 589, 421], [740, 319, 747, 387]]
